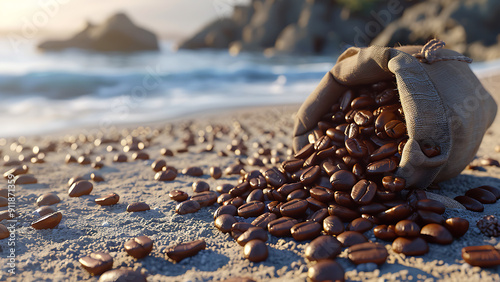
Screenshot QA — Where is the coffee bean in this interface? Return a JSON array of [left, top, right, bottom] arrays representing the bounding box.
[[373, 225, 397, 241], [328, 204, 359, 222], [420, 223, 453, 245], [127, 202, 150, 212], [310, 187, 334, 203], [3, 164, 28, 178], [307, 197, 328, 211], [345, 123, 359, 140], [465, 187, 497, 204], [231, 222, 253, 240], [95, 193, 120, 206], [375, 88, 397, 105], [339, 89, 354, 112], [282, 159, 305, 173], [113, 154, 127, 162], [65, 154, 77, 163], [14, 174, 37, 185], [78, 156, 91, 165], [124, 235, 153, 259], [454, 195, 484, 212], [395, 220, 420, 237], [321, 215, 343, 236], [244, 189, 264, 203], [36, 193, 60, 206], [345, 138, 368, 158], [351, 96, 375, 110], [462, 245, 500, 267], [169, 190, 188, 202], [307, 208, 329, 223], [277, 183, 303, 197], [237, 227, 268, 246], [238, 201, 265, 218], [210, 166, 223, 179], [90, 173, 104, 182], [155, 169, 178, 181], [243, 240, 268, 262], [370, 143, 398, 162], [337, 231, 368, 247], [68, 180, 93, 197], [79, 251, 113, 275], [224, 196, 244, 208], [314, 136, 331, 152], [35, 206, 57, 217], [264, 168, 287, 188], [330, 170, 356, 191], [280, 199, 308, 218], [375, 111, 398, 133], [268, 217, 297, 237], [384, 120, 406, 139], [353, 110, 374, 127], [305, 235, 342, 261], [477, 185, 500, 199], [182, 166, 203, 176], [216, 184, 234, 194], [358, 202, 386, 215], [251, 212, 277, 230], [191, 191, 217, 207], [417, 210, 445, 225], [98, 268, 146, 282], [334, 191, 356, 208], [192, 181, 210, 193], [444, 217, 469, 237], [366, 158, 397, 174], [0, 224, 9, 239], [165, 239, 206, 262], [326, 128, 346, 143], [351, 180, 376, 205], [392, 237, 429, 256], [347, 218, 373, 233], [291, 221, 322, 241], [307, 259, 345, 282], [300, 165, 321, 185], [151, 159, 167, 172], [215, 214, 237, 233], [377, 204, 412, 224], [132, 151, 149, 160], [348, 242, 388, 265]]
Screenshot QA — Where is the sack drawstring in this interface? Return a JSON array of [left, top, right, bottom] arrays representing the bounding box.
[[413, 39, 473, 64]]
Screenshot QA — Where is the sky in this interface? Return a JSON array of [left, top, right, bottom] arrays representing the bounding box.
[[0, 0, 246, 39]]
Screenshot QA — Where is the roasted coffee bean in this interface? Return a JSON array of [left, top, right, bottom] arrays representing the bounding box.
[[395, 220, 420, 237], [113, 154, 127, 163], [155, 169, 177, 181], [214, 205, 237, 220], [279, 199, 308, 218], [95, 193, 120, 206], [238, 201, 265, 218], [375, 111, 398, 133], [264, 168, 287, 188], [384, 120, 406, 139], [35, 206, 57, 217], [347, 218, 373, 233], [328, 204, 359, 222], [444, 217, 469, 237], [334, 191, 356, 208], [454, 195, 484, 212], [237, 227, 268, 246], [124, 235, 153, 259], [251, 213, 277, 230], [307, 208, 329, 223], [127, 202, 150, 212], [373, 225, 397, 241], [230, 182, 250, 197], [14, 174, 37, 185], [370, 143, 398, 162], [65, 154, 77, 163], [344, 123, 359, 140], [246, 189, 264, 203], [217, 193, 232, 205], [294, 143, 315, 159], [191, 191, 217, 207], [366, 158, 397, 174], [268, 217, 297, 237], [352, 163, 365, 179], [278, 183, 303, 197], [420, 223, 453, 245], [243, 240, 268, 262], [132, 151, 149, 160], [68, 176, 84, 187], [377, 204, 412, 224], [358, 203, 386, 215], [36, 193, 60, 206], [462, 245, 500, 267], [339, 89, 354, 112], [89, 173, 104, 182], [477, 185, 500, 199], [192, 181, 210, 193], [287, 189, 308, 201], [151, 159, 167, 172], [224, 196, 244, 208], [3, 164, 28, 178], [326, 128, 346, 144], [381, 176, 405, 192], [417, 210, 445, 225], [351, 180, 376, 205], [307, 259, 345, 282], [169, 190, 188, 202], [353, 110, 374, 127], [182, 166, 203, 176], [249, 177, 267, 189], [345, 138, 368, 158], [69, 180, 93, 197], [305, 235, 342, 261], [98, 268, 146, 282], [225, 163, 244, 175], [351, 96, 375, 110], [31, 211, 62, 229], [209, 166, 223, 179], [421, 143, 440, 157], [337, 231, 368, 247], [231, 222, 253, 239], [79, 251, 113, 276], [307, 197, 328, 211], [392, 237, 429, 256], [78, 156, 91, 165], [215, 214, 237, 233], [310, 187, 334, 203], [175, 200, 201, 214], [314, 136, 331, 152], [165, 239, 206, 262], [348, 242, 388, 265], [300, 165, 321, 185], [291, 221, 322, 241], [330, 170, 356, 191], [216, 184, 234, 194], [375, 88, 397, 105], [323, 215, 344, 236], [465, 187, 497, 204], [282, 159, 305, 173]]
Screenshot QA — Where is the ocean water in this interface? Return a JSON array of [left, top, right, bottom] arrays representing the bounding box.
[[0, 39, 499, 137]]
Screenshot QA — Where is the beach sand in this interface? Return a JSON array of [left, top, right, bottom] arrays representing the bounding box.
[[1, 73, 500, 282]]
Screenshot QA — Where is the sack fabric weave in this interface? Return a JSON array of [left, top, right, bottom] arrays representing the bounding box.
[[293, 42, 497, 189]]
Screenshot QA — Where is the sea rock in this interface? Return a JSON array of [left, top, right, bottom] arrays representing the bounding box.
[[38, 13, 159, 52]]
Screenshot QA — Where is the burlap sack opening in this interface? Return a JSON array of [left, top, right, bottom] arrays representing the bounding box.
[[293, 43, 497, 189]]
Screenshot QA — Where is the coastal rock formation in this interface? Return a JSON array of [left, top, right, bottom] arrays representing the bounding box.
[[38, 13, 159, 52]]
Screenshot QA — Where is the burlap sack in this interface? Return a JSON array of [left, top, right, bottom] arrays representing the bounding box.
[[293, 40, 497, 189]]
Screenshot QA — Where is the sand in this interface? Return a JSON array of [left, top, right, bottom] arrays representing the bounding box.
[[1, 73, 500, 282]]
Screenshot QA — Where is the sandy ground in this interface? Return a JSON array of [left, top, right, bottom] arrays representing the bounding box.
[[1, 73, 500, 282]]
